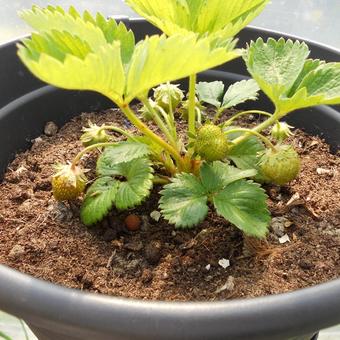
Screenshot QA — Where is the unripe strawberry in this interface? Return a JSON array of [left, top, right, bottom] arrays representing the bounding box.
[[80, 122, 109, 147], [194, 124, 228, 161], [270, 122, 294, 142], [260, 145, 300, 185], [52, 163, 87, 201], [153, 83, 184, 111]]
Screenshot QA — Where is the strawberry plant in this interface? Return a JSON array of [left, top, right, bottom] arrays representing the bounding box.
[[17, 4, 340, 239]]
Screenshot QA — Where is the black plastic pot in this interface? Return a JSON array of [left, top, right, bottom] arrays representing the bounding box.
[[0, 19, 339, 340]]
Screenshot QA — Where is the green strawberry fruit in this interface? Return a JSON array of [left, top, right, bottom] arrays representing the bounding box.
[[194, 124, 228, 161], [52, 163, 87, 201], [153, 83, 184, 111], [80, 122, 109, 147], [260, 145, 300, 185]]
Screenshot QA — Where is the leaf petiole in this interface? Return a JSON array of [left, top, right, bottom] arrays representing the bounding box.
[[225, 128, 276, 151], [222, 110, 272, 126], [188, 73, 197, 147]]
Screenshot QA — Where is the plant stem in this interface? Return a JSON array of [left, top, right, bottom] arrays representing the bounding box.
[[71, 142, 118, 167], [119, 104, 186, 169], [225, 128, 276, 151], [188, 74, 197, 145], [231, 110, 280, 147], [222, 110, 272, 126], [140, 97, 178, 149], [98, 125, 135, 139], [153, 175, 171, 185]]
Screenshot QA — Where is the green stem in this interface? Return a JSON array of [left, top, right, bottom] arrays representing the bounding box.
[[222, 110, 272, 126], [153, 175, 171, 185], [188, 74, 197, 145], [140, 97, 177, 148], [232, 110, 281, 146], [119, 104, 185, 169], [226, 128, 276, 151], [71, 141, 118, 167], [98, 125, 135, 139]]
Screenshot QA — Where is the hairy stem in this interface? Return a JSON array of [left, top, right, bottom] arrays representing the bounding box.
[[119, 104, 186, 169], [140, 97, 178, 149], [222, 110, 272, 126], [225, 128, 276, 151], [153, 175, 171, 185], [232, 110, 281, 146], [188, 74, 197, 145], [71, 141, 118, 167], [98, 125, 136, 140]]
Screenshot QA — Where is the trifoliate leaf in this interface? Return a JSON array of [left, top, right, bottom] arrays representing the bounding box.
[[196, 81, 224, 107], [80, 177, 118, 226], [244, 38, 310, 105], [18, 9, 239, 106], [159, 173, 209, 228], [213, 180, 270, 238], [159, 162, 256, 229], [125, 0, 269, 37], [221, 79, 260, 109], [96, 141, 150, 172]]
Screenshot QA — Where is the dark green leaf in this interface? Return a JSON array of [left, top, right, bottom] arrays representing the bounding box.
[[80, 177, 118, 226], [159, 173, 209, 228], [213, 180, 270, 237], [97, 141, 150, 174]]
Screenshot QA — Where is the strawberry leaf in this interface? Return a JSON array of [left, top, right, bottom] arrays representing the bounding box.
[[200, 161, 257, 192], [159, 173, 209, 229], [244, 38, 310, 106], [228, 136, 264, 170], [125, 0, 269, 37], [159, 162, 257, 229], [196, 81, 225, 108], [80, 177, 118, 226], [244, 38, 340, 115], [96, 141, 150, 172], [97, 157, 154, 210], [114, 159, 154, 210], [213, 180, 270, 238], [221, 79, 260, 109], [18, 7, 239, 106]]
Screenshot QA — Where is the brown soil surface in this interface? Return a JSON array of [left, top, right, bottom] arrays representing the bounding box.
[[0, 108, 339, 301]]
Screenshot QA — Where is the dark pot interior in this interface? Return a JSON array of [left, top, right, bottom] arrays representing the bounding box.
[[0, 19, 339, 340]]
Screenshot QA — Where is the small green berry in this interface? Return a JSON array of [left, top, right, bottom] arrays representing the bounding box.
[[194, 124, 228, 161], [260, 145, 300, 185], [153, 83, 184, 111], [80, 122, 109, 147], [270, 122, 294, 142], [52, 163, 87, 201]]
